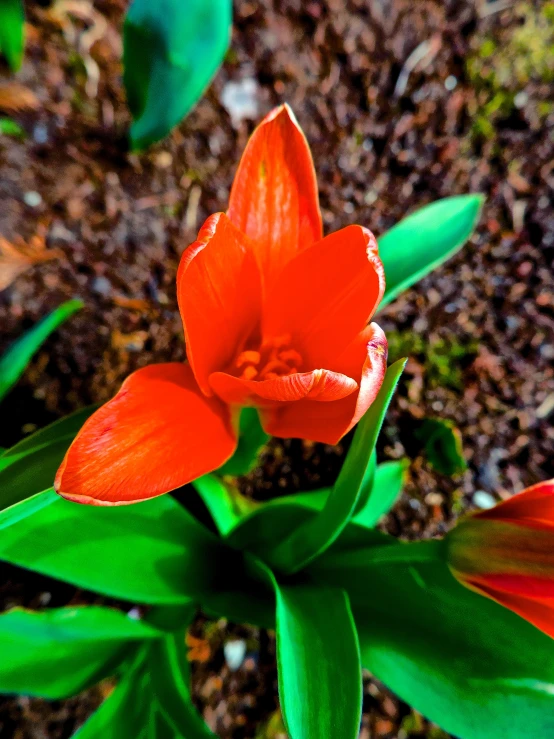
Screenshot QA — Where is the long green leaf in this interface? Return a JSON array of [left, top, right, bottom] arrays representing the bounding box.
[[0, 489, 225, 604], [0, 0, 25, 71], [378, 195, 483, 307], [309, 541, 554, 739], [0, 606, 160, 699], [148, 626, 216, 738], [0, 405, 97, 512], [276, 584, 361, 739], [267, 359, 406, 573], [0, 300, 83, 402], [217, 407, 269, 477], [123, 0, 231, 150], [352, 458, 408, 528], [74, 648, 156, 739]]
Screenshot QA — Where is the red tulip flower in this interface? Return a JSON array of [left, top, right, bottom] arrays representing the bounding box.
[[447, 479, 554, 638], [55, 105, 387, 505]]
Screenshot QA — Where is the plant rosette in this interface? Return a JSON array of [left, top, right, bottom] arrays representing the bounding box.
[[3, 107, 542, 739]]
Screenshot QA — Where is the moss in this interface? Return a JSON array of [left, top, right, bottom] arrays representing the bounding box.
[[466, 2, 554, 140], [387, 331, 478, 390]]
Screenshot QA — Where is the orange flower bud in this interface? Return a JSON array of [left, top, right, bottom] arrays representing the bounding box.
[[446, 480, 554, 638]]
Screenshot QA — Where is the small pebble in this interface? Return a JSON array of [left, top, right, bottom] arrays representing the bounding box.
[[33, 123, 49, 144], [23, 191, 42, 207], [127, 607, 142, 620], [514, 91, 528, 109], [221, 78, 259, 128], [91, 275, 112, 296], [224, 639, 247, 671], [472, 491, 496, 509], [444, 75, 457, 91]]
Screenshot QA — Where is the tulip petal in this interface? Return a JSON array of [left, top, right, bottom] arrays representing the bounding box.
[[227, 104, 322, 286], [260, 324, 388, 445], [476, 479, 554, 525], [177, 213, 262, 395], [263, 226, 384, 369], [464, 576, 554, 640], [55, 363, 237, 505], [209, 368, 358, 407]]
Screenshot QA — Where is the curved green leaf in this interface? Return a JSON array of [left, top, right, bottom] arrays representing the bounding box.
[[148, 627, 216, 738], [0, 489, 223, 604], [378, 195, 484, 307], [73, 648, 156, 738], [0, 606, 159, 699], [267, 359, 406, 573], [276, 584, 361, 739], [0, 299, 83, 402], [0, 405, 97, 512], [309, 542, 554, 739], [0, 0, 24, 71], [123, 0, 232, 150], [352, 458, 409, 529], [415, 417, 467, 476], [217, 407, 269, 477]]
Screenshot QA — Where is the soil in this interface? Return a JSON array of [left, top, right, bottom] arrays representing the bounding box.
[[0, 0, 553, 737]]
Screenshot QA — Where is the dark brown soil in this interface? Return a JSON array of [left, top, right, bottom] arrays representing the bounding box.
[[1, 0, 553, 737]]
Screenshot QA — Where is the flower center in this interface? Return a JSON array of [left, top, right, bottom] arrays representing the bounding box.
[[233, 335, 303, 382]]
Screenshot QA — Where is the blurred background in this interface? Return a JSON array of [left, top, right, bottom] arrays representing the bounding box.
[[0, 0, 553, 736]]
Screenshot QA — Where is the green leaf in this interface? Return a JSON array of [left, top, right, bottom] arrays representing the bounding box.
[[193, 474, 258, 537], [0, 489, 227, 604], [0, 299, 83, 402], [0, 117, 25, 138], [352, 459, 409, 528], [267, 359, 406, 573], [0, 0, 25, 71], [73, 648, 156, 739], [378, 195, 484, 307], [123, 0, 231, 150], [0, 405, 97, 512], [148, 626, 216, 738], [309, 542, 554, 739], [275, 584, 361, 739], [217, 407, 269, 477], [0, 606, 160, 699], [415, 417, 467, 476]]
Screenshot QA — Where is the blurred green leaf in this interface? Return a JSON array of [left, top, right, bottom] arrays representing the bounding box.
[[352, 459, 409, 528], [0, 606, 160, 699], [415, 417, 467, 476], [0, 489, 227, 604], [0, 0, 25, 71], [378, 195, 484, 307], [0, 405, 97, 512], [0, 117, 25, 138], [309, 540, 554, 739], [123, 0, 232, 150], [0, 300, 83, 402], [217, 407, 269, 477], [193, 474, 258, 537], [148, 624, 216, 738], [74, 655, 156, 739], [267, 359, 406, 573], [276, 584, 361, 739]]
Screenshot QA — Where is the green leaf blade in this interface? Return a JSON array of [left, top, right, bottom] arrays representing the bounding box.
[[0, 606, 159, 699], [0, 299, 83, 402], [0, 0, 25, 71], [378, 195, 484, 307], [0, 405, 97, 512], [0, 489, 222, 604], [310, 543, 554, 739], [267, 358, 406, 573], [276, 585, 361, 739], [123, 0, 232, 150]]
